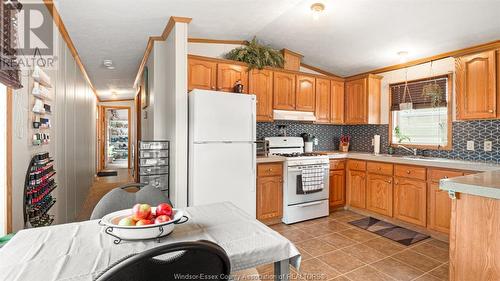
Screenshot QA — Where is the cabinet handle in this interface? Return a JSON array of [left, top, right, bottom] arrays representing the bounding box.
[[387, 180, 392, 183], [395, 181, 399, 185], [378, 167, 381, 170], [489, 109, 494, 113], [443, 176, 448, 179], [211, 86, 216, 90], [268, 168, 273, 172], [406, 170, 411, 174]]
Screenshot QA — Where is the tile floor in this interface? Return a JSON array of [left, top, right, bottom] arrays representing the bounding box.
[[245, 210, 449, 281]]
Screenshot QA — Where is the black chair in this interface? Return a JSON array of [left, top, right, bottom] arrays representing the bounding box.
[[94, 240, 231, 281]]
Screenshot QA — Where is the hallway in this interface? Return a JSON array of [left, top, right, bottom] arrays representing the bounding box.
[[76, 169, 135, 221]]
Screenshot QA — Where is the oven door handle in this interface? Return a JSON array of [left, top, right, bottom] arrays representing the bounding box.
[[298, 201, 323, 207]]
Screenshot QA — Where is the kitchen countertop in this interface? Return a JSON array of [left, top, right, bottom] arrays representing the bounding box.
[[440, 171, 500, 199], [256, 155, 286, 163], [317, 151, 500, 172]]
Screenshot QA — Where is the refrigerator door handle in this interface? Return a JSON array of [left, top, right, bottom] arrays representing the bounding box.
[[251, 143, 256, 192]]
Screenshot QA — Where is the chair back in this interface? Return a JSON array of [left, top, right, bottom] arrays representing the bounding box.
[[94, 240, 231, 281], [90, 184, 171, 220]]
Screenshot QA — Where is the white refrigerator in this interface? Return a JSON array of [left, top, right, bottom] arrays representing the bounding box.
[[188, 89, 257, 217]]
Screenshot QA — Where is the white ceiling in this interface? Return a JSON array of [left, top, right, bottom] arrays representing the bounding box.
[[55, 0, 500, 100]]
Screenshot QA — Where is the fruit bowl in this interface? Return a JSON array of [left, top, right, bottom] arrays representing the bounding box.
[[99, 208, 188, 244]]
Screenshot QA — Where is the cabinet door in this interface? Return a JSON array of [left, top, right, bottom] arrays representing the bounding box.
[[366, 174, 393, 217], [315, 78, 331, 123], [296, 75, 316, 111], [256, 176, 283, 220], [348, 170, 366, 209], [330, 80, 345, 124], [456, 50, 497, 120], [273, 72, 296, 110], [188, 58, 217, 91], [329, 169, 345, 209], [345, 78, 367, 124], [428, 182, 452, 233], [249, 69, 273, 122], [217, 63, 248, 93], [394, 177, 426, 226]]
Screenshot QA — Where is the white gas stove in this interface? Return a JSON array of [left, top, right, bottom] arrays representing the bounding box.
[[265, 137, 330, 224]]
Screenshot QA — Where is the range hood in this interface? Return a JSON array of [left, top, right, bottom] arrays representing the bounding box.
[[273, 110, 317, 122]]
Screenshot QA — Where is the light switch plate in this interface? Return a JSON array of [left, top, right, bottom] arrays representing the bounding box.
[[484, 140, 492, 152], [467, 141, 474, 151]]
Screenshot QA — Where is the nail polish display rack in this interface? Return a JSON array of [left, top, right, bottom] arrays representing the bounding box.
[[23, 152, 57, 228]]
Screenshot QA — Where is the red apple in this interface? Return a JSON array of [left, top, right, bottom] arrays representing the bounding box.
[[132, 203, 151, 220], [154, 215, 171, 224], [146, 212, 155, 221], [156, 203, 173, 217], [135, 219, 153, 226], [118, 216, 136, 226]]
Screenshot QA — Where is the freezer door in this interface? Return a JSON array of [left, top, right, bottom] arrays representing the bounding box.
[[189, 142, 256, 217], [190, 90, 256, 142]]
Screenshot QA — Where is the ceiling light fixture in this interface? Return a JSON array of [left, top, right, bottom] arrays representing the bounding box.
[[310, 3, 325, 20], [397, 51, 409, 63], [111, 91, 117, 98]]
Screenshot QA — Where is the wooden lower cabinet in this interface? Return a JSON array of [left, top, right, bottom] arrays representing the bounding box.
[[394, 177, 427, 226], [449, 193, 500, 281], [348, 170, 366, 209], [428, 183, 452, 233], [366, 174, 393, 216], [256, 163, 283, 223], [329, 169, 345, 209]]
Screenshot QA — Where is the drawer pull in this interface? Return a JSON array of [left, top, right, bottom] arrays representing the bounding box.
[[406, 170, 411, 174], [378, 167, 381, 170], [268, 169, 273, 172], [443, 176, 448, 179], [489, 109, 494, 113], [387, 180, 392, 184]]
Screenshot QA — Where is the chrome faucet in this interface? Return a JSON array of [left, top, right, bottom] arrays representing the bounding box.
[[398, 144, 418, 156]]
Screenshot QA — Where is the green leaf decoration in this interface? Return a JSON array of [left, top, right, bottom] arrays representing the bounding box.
[[225, 37, 284, 70]]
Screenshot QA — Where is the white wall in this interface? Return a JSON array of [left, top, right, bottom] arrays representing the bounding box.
[[139, 23, 188, 207], [11, 14, 97, 231], [377, 57, 455, 124]]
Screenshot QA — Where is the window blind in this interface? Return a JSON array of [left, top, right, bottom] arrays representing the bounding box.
[[0, 0, 22, 89], [390, 75, 448, 111]]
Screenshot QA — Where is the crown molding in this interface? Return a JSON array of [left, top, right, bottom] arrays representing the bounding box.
[[133, 16, 192, 88], [43, 0, 100, 101]]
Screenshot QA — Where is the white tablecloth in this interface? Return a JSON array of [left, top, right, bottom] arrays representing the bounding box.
[[0, 202, 300, 281]]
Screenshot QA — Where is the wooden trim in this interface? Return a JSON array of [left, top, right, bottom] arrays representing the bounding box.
[[345, 73, 383, 82], [282, 48, 304, 58], [99, 98, 134, 103], [43, 0, 100, 102], [388, 73, 453, 151], [348, 39, 500, 78], [133, 16, 192, 88], [6, 87, 12, 233], [188, 38, 247, 45], [100, 106, 132, 170], [300, 62, 344, 80], [188, 54, 345, 82]]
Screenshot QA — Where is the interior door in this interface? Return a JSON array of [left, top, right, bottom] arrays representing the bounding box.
[[189, 142, 256, 217], [190, 91, 256, 142]]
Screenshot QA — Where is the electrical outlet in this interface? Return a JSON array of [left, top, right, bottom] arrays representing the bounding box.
[[484, 140, 492, 152], [467, 141, 475, 151]]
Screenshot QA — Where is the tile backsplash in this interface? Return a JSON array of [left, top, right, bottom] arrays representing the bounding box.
[[257, 120, 500, 163], [256, 121, 342, 151]]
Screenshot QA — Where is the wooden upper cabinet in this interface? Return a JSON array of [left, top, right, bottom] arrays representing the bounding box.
[[394, 177, 427, 226], [296, 75, 316, 111], [345, 75, 381, 124], [456, 50, 497, 120], [282, 49, 303, 71], [216, 63, 248, 93], [249, 69, 273, 122], [315, 78, 331, 123], [345, 78, 367, 124], [366, 174, 393, 217], [273, 71, 296, 110], [330, 80, 345, 124], [188, 58, 216, 91]]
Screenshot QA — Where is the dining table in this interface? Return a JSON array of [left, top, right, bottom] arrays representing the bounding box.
[[0, 202, 301, 281]]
